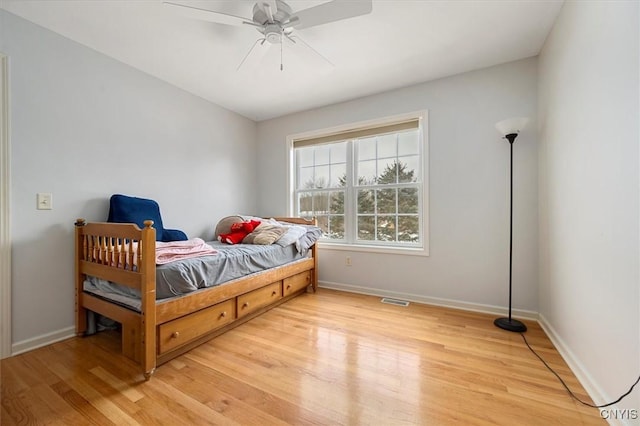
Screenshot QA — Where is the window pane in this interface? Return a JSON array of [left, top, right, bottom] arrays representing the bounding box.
[[377, 215, 396, 241], [377, 188, 396, 214], [357, 216, 375, 240], [398, 188, 419, 214], [357, 160, 377, 184], [358, 137, 376, 160], [298, 167, 314, 189], [329, 216, 345, 239], [297, 147, 314, 167], [315, 146, 330, 165], [377, 159, 398, 184], [314, 165, 330, 188], [298, 192, 313, 216], [330, 163, 346, 187], [329, 191, 345, 214], [377, 134, 397, 159], [357, 189, 375, 214], [313, 192, 329, 214], [398, 216, 420, 243], [330, 143, 347, 163], [316, 215, 329, 236], [398, 156, 419, 183], [398, 130, 419, 156]]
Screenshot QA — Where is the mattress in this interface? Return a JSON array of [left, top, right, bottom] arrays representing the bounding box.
[[83, 240, 308, 311]]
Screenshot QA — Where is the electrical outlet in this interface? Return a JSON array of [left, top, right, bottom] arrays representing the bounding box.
[[345, 256, 352, 266], [37, 193, 52, 210]]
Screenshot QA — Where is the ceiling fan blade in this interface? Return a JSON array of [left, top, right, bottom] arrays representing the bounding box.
[[282, 16, 299, 29], [292, 0, 372, 30], [163, 1, 255, 27]]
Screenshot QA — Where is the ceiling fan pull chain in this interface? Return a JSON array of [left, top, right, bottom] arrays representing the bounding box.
[[280, 32, 284, 71]]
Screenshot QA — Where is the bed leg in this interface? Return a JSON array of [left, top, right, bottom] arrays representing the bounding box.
[[75, 306, 87, 336], [75, 219, 88, 336], [122, 321, 141, 363], [311, 243, 318, 293], [143, 368, 155, 381]]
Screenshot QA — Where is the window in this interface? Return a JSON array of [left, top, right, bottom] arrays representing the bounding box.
[[290, 112, 428, 253]]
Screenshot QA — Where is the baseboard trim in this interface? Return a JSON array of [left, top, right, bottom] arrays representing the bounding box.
[[537, 315, 627, 426], [318, 280, 539, 320], [11, 326, 75, 356]]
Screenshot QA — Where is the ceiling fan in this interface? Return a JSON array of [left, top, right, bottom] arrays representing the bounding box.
[[164, 0, 373, 71]]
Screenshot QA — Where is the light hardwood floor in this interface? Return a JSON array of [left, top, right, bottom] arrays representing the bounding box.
[[2, 289, 603, 425]]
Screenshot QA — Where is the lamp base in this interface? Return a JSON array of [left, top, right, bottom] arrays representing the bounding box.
[[494, 317, 527, 333]]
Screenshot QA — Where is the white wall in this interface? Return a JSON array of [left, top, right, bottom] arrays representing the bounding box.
[[538, 0, 640, 417], [1, 10, 258, 349], [257, 58, 539, 314]]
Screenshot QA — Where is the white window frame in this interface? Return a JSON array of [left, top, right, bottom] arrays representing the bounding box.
[[287, 111, 429, 256]]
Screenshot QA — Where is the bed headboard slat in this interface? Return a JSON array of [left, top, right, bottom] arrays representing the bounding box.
[[74, 219, 156, 289]]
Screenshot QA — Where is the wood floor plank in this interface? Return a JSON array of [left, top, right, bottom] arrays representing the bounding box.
[[50, 380, 115, 425], [157, 361, 294, 426], [89, 367, 145, 403], [29, 382, 93, 425], [1, 289, 605, 425]]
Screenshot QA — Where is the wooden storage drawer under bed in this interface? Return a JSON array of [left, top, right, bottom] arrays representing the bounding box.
[[237, 281, 282, 318], [283, 270, 311, 296], [158, 299, 235, 354]]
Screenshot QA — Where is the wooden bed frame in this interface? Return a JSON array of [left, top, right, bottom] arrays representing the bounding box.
[[74, 217, 318, 380]]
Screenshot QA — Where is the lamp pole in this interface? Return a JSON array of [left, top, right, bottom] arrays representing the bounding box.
[[493, 132, 527, 333]]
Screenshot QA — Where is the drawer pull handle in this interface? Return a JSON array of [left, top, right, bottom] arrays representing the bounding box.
[[220, 311, 227, 318], [272, 291, 277, 296], [243, 302, 249, 308], [286, 285, 291, 290], [171, 331, 180, 339]]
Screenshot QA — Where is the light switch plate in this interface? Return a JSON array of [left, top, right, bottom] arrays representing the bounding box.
[[37, 193, 52, 210]]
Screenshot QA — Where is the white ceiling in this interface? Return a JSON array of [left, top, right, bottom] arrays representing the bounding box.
[[1, 0, 563, 121]]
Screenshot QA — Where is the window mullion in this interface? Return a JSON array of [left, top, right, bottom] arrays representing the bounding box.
[[345, 140, 355, 243]]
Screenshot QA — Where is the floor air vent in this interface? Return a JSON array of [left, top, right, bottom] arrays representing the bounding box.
[[381, 298, 410, 307]]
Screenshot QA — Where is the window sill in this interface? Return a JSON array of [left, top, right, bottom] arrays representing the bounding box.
[[317, 241, 429, 257]]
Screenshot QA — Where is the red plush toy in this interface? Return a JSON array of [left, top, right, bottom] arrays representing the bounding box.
[[218, 220, 261, 245]]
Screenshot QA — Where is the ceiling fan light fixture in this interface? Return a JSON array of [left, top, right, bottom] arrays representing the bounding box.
[[262, 24, 283, 43]]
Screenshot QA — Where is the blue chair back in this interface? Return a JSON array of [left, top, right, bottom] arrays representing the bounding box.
[[107, 194, 187, 242]]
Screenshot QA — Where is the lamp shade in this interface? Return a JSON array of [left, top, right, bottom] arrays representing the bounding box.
[[495, 117, 529, 137]]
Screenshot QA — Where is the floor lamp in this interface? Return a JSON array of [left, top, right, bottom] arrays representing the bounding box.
[[494, 117, 529, 333]]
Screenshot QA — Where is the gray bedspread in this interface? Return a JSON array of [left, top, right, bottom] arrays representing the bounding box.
[[83, 240, 311, 311]]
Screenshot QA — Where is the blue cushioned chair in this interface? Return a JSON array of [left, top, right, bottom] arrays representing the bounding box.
[[107, 194, 188, 242]]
